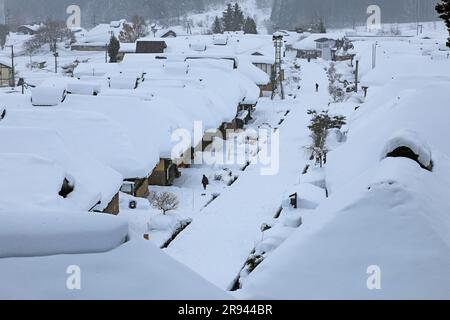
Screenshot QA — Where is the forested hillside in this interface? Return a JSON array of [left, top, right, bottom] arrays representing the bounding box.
[[3, 0, 225, 27], [271, 0, 439, 29]]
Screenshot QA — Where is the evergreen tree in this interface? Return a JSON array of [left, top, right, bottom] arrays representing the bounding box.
[[243, 17, 258, 34], [0, 25, 9, 50], [436, 0, 450, 47], [222, 3, 234, 32], [108, 34, 120, 63], [232, 3, 245, 31], [212, 16, 223, 34]]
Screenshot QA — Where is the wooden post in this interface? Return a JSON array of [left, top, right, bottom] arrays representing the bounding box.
[[355, 60, 359, 93]]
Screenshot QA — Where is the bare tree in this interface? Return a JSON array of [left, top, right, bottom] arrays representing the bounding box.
[[149, 192, 180, 215], [119, 16, 149, 43], [25, 20, 75, 51], [23, 37, 41, 64]]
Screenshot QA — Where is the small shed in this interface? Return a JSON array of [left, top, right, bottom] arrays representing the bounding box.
[[136, 40, 167, 54], [0, 60, 13, 87]]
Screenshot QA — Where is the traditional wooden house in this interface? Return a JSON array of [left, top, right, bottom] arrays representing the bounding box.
[[71, 43, 108, 52], [136, 40, 167, 54], [148, 158, 180, 186], [121, 178, 150, 198], [17, 24, 41, 35], [250, 52, 275, 76], [295, 35, 343, 60], [160, 30, 177, 38], [0, 60, 12, 87]]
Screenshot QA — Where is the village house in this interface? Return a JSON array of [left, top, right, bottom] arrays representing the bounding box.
[[17, 24, 41, 35], [159, 30, 177, 38], [294, 34, 350, 61], [148, 159, 180, 186], [71, 43, 107, 52], [0, 126, 123, 215], [136, 40, 168, 54], [0, 60, 13, 87]]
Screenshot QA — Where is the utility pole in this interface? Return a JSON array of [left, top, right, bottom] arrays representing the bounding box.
[[271, 33, 285, 100], [416, 0, 420, 36], [372, 42, 377, 69], [52, 40, 58, 73]]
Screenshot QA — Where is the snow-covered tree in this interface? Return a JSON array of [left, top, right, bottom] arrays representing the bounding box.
[[436, 0, 450, 47], [306, 110, 346, 168], [0, 25, 9, 50], [108, 34, 120, 63], [23, 37, 41, 64], [29, 21, 75, 50], [212, 16, 223, 34], [119, 15, 148, 43], [243, 17, 258, 34], [327, 62, 346, 103]]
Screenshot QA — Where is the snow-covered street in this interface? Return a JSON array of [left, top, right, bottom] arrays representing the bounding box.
[[165, 61, 330, 290]]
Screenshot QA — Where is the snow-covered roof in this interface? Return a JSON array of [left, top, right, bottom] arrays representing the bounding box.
[[0, 210, 128, 258], [0, 126, 122, 211], [0, 154, 71, 212], [79, 21, 126, 44], [0, 109, 149, 179], [61, 94, 161, 168], [237, 59, 271, 85], [293, 33, 344, 50], [0, 57, 12, 68]]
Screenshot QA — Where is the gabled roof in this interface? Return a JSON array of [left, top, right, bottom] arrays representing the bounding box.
[[315, 37, 333, 43]]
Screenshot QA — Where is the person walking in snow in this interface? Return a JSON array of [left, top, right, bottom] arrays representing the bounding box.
[[315, 83, 319, 92], [202, 175, 209, 191]]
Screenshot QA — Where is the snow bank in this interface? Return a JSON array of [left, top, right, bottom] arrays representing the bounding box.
[[0, 240, 231, 300], [0, 210, 128, 258], [240, 156, 450, 299]]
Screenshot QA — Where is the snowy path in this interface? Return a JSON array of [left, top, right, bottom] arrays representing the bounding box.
[[165, 61, 330, 290]]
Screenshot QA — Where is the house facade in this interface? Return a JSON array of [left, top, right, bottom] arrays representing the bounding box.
[[0, 62, 13, 87]]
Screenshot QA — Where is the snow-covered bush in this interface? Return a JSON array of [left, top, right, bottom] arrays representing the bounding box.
[[306, 110, 346, 168], [327, 62, 346, 103]]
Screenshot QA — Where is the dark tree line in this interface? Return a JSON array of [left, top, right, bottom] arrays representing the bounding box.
[[271, 0, 440, 29], [436, 0, 450, 47], [3, 0, 224, 28], [212, 3, 258, 34]]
